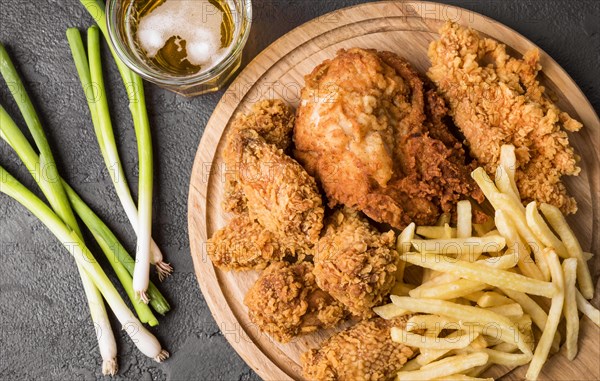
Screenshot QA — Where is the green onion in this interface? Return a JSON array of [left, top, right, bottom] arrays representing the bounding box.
[[0, 44, 118, 374], [0, 165, 169, 362], [80, 0, 160, 300], [0, 106, 170, 317], [70, 25, 172, 280]]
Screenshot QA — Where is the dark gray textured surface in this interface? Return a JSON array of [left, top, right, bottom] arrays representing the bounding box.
[[0, 1, 598, 380]]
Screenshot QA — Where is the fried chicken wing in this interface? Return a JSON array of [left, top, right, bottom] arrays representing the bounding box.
[[294, 48, 483, 228], [228, 128, 324, 248], [223, 99, 296, 214], [244, 261, 346, 343], [302, 316, 414, 381], [313, 208, 398, 318], [206, 213, 297, 271], [428, 22, 582, 214]]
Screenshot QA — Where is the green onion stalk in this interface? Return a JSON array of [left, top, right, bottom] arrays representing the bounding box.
[[80, 0, 160, 302], [0, 165, 169, 362], [0, 44, 117, 375], [70, 25, 172, 280], [0, 107, 168, 320]]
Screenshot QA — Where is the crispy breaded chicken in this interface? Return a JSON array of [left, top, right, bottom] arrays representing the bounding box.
[[228, 128, 324, 248], [244, 261, 346, 343], [302, 316, 414, 381], [313, 208, 398, 318], [428, 22, 582, 214], [207, 213, 292, 271], [294, 48, 483, 228], [223, 99, 296, 214]]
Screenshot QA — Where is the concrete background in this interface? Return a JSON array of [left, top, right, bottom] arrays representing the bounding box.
[[0, 0, 598, 380]]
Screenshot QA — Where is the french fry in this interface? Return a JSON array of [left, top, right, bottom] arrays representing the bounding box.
[[497, 145, 520, 198], [525, 250, 565, 381], [481, 347, 532, 366], [464, 291, 486, 303], [411, 236, 506, 258], [473, 217, 495, 237], [436, 213, 451, 226], [540, 203, 594, 299], [432, 373, 493, 381], [477, 291, 512, 307], [396, 223, 415, 283], [484, 303, 524, 319], [391, 296, 533, 355], [396, 353, 489, 381], [402, 252, 557, 298], [583, 251, 593, 262], [417, 226, 457, 239], [391, 327, 478, 350], [400, 358, 422, 371], [471, 168, 551, 280], [575, 289, 600, 326], [525, 201, 569, 258], [373, 303, 410, 320], [495, 209, 544, 280], [407, 315, 460, 332], [457, 200, 472, 239], [562, 258, 579, 360], [501, 288, 561, 353]]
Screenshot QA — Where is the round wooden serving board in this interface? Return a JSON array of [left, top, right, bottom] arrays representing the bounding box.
[[188, 2, 600, 380]]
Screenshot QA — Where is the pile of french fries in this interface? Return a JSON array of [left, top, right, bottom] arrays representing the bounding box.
[[374, 145, 600, 381]]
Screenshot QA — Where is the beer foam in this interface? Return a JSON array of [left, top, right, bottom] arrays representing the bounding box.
[[137, 0, 228, 67]]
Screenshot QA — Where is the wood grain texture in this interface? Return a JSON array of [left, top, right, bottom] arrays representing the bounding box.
[[187, 2, 600, 380]]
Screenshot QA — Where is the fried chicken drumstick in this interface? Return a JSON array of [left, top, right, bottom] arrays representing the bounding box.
[[313, 207, 398, 318], [244, 261, 346, 343]]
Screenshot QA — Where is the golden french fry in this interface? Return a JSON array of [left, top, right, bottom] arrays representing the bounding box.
[[444, 223, 454, 239], [391, 296, 533, 355], [495, 209, 544, 280], [484, 303, 524, 319], [525, 201, 569, 258], [477, 291, 512, 307], [411, 235, 506, 258], [436, 213, 451, 227], [396, 353, 489, 381], [456, 200, 472, 239], [525, 250, 565, 381], [417, 226, 457, 239], [397, 222, 415, 255], [495, 147, 521, 204], [372, 303, 410, 320], [432, 373, 493, 381], [391, 327, 477, 350], [407, 315, 460, 332], [501, 288, 561, 353], [400, 358, 422, 371], [402, 252, 557, 298], [464, 291, 486, 303], [583, 251, 593, 262], [481, 347, 532, 366], [540, 203, 594, 299], [562, 258, 579, 360], [576, 289, 600, 327]]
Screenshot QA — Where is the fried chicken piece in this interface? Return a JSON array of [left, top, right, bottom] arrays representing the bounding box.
[[206, 213, 297, 271], [428, 22, 582, 214], [313, 208, 398, 318], [302, 316, 414, 381], [244, 261, 346, 343], [227, 128, 324, 248], [223, 99, 296, 214], [294, 48, 483, 228]]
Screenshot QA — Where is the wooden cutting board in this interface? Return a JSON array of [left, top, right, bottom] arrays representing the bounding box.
[[188, 2, 600, 380]]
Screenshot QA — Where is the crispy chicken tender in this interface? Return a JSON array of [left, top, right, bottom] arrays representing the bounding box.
[[228, 128, 324, 248], [313, 208, 398, 318], [294, 48, 483, 228], [428, 22, 582, 214], [206, 213, 292, 271], [223, 99, 296, 214], [244, 261, 346, 343], [302, 316, 414, 381]]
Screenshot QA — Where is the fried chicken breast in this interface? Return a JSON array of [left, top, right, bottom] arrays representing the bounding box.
[[302, 316, 414, 381], [313, 208, 398, 318], [244, 261, 346, 343], [294, 48, 483, 228], [428, 22, 582, 214], [223, 99, 296, 214]]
